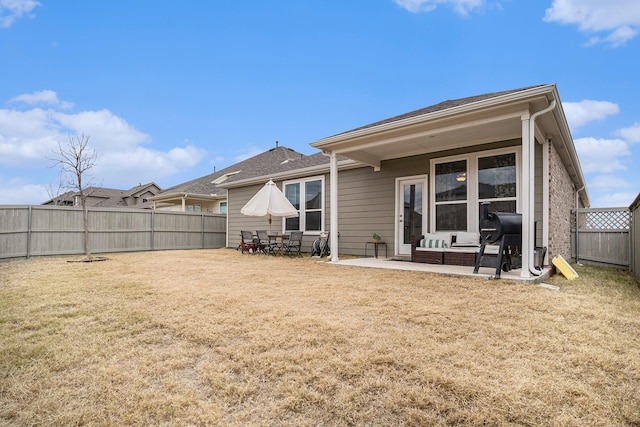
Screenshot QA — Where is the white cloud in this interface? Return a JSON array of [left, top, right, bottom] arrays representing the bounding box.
[[0, 91, 208, 198], [96, 145, 206, 187], [593, 192, 637, 208], [10, 90, 74, 109], [0, 0, 40, 28], [562, 99, 619, 129], [393, 0, 484, 15], [574, 137, 630, 173], [588, 174, 632, 190], [51, 109, 150, 152], [0, 177, 48, 205], [544, 0, 640, 47], [616, 122, 640, 143]]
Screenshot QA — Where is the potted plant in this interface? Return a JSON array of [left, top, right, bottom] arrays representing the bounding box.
[[372, 233, 381, 243]]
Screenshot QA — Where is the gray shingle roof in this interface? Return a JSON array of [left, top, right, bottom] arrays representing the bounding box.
[[332, 85, 548, 136], [42, 183, 160, 208], [157, 146, 321, 195]]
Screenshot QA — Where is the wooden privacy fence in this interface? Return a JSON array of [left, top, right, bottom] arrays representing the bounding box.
[[572, 207, 630, 268], [0, 205, 227, 259]]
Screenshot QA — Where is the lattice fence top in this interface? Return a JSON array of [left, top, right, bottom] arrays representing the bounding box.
[[576, 208, 630, 231]]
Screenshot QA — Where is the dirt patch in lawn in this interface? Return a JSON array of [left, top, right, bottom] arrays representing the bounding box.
[[1, 249, 639, 426]]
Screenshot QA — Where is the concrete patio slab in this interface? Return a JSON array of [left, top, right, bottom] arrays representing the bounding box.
[[325, 257, 552, 283]]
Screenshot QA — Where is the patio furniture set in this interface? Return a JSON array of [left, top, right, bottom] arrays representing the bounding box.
[[239, 230, 303, 256]]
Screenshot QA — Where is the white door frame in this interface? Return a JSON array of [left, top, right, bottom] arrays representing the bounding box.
[[395, 175, 428, 256]]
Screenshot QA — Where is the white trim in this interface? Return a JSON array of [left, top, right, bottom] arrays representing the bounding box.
[[330, 153, 339, 262], [521, 113, 532, 278], [219, 159, 360, 189]]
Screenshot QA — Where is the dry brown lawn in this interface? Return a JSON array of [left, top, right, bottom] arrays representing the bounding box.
[[1, 249, 639, 426]]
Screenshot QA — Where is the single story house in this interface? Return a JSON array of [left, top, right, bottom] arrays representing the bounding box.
[[221, 84, 589, 280], [42, 182, 161, 208]]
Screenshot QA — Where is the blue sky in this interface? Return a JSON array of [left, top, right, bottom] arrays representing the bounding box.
[[1, 0, 639, 207]]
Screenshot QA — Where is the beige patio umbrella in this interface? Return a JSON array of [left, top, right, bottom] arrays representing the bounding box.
[[241, 179, 299, 232]]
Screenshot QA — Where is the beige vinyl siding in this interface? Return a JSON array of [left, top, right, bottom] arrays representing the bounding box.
[[227, 138, 523, 256], [336, 155, 429, 256], [227, 179, 327, 252]]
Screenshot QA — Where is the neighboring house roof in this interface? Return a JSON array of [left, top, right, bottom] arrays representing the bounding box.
[[42, 190, 76, 206], [150, 145, 322, 203], [41, 183, 161, 208]]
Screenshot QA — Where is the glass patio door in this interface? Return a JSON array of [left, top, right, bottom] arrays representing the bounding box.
[[396, 176, 427, 256]]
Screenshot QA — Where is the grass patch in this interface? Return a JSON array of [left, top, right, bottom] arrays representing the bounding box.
[[1, 250, 639, 425]]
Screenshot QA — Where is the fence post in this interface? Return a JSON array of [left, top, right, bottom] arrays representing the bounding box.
[[27, 205, 32, 259], [151, 210, 155, 251]]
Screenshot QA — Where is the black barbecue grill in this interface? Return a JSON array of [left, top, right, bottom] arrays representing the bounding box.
[[474, 204, 522, 278]]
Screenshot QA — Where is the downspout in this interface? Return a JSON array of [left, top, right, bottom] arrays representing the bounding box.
[[575, 185, 585, 264], [575, 186, 584, 209], [527, 99, 557, 276]]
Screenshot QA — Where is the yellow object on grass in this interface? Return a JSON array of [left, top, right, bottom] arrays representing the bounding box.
[[552, 255, 579, 280]]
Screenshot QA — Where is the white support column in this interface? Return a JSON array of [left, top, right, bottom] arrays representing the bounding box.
[[329, 151, 339, 262], [520, 113, 532, 279]]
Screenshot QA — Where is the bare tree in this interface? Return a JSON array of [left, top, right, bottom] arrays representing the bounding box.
[[48, 133, 98, 259], [45, 170, 70, 206]]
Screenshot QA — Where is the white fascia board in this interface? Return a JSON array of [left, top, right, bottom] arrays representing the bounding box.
[[220, 159, 360, 189], [311, 85, 556, 149], [148, 192, 221, 202]]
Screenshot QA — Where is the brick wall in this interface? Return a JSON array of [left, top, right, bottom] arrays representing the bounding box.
[[548, 143, 576, 261]]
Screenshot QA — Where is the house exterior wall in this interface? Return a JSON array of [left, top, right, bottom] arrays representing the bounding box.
[[227, 182, 322, 250], [227, 139, 521, 256], [547, 142, 576, 261]]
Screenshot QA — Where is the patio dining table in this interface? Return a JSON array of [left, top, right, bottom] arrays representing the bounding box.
[[268, 233, 290, 254]]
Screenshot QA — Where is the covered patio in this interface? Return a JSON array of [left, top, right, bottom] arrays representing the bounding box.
[[311, 84, 588, 280]]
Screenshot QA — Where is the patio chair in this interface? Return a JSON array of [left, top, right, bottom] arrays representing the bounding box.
[[284, 231, 303, 256], [256, 230, 274, 254], [240, 230, 258, 254]]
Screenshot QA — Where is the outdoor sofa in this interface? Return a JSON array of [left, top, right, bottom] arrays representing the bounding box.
[[410, 232, 499, 266]]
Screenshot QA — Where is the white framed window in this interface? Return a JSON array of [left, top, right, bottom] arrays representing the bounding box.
[[433, 157, 469, 231], [219, 201, 227, 214], [431, 148, 520, 232], [477, 151, 517, 220], [283, 176, 324, 234]]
